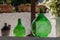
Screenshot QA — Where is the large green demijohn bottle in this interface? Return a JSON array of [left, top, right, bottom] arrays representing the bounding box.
[[13, 18, 26, 37], [32, 7, 52, 37]]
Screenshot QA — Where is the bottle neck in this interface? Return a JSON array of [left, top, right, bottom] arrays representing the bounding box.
[[4, 23, 7, 27], [18, 19, 22, 25], [38, 12, 44, 18], [38, 7, 44, 17]]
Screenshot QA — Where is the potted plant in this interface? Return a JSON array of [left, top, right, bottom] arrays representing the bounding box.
[[11, 0, 27, 12], [44, 0, 60, 37], [24, 3, 31, 12], [18, 4, 25, 12], [0, 4, 13, 13], [0, 0, 14, 13]]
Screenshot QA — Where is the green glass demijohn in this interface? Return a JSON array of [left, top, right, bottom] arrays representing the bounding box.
[[32, 7, 52, 37], [13, 18, 26, 37]]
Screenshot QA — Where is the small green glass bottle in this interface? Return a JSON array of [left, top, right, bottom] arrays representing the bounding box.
[[32, 7, 52, 37], [13, 19, 26, 37]]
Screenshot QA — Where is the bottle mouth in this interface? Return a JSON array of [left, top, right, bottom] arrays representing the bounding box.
[[18, 18, 21, 21], [40, 7, 44, 13], [4, 23, 7, 25]]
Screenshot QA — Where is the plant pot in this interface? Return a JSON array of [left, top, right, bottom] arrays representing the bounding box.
[[56, 17, 60, 37], [49, 14, 60, 37], [25, 5, 31, 12], [0, 4, 13, 13], [18, 4, 25, 12]]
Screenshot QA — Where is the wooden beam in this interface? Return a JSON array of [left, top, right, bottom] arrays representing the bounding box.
[[27, 0, 36, 37], [31, 0, 35, 22]]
